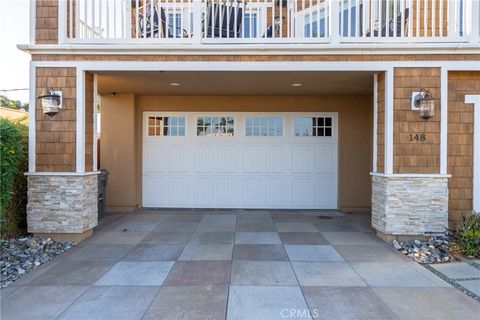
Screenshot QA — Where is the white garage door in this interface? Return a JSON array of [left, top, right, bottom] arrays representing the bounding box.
[[142, 112, 338, 209]]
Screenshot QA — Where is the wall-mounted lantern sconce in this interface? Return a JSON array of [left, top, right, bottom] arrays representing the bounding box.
[[37, 88, 62, 117], [411, 89, 435, 120]]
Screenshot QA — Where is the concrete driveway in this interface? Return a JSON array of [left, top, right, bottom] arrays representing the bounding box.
[[1, 210, 478, 319]]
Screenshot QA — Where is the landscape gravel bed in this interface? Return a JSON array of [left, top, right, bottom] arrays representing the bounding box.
[[392, 235, 460, 264], [1, 236, 76, 287]]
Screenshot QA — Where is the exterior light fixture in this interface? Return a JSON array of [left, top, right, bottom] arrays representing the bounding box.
[[170, 82, 181, 86], [37, 88, 62, 117], [291, 83, 303, 87], [412, 89, 434, 120]]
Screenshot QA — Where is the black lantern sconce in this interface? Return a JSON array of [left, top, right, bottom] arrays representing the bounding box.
[[37, 88, 62, 117], [412, 89, 435, 120]]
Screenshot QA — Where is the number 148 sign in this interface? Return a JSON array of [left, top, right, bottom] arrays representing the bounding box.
[[409, 134, 426, 142]]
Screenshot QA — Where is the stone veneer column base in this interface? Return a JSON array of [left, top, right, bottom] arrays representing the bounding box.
[[371, 173, 449, 237], [33, 230, 93, 242], [26, 173, 99, 241]]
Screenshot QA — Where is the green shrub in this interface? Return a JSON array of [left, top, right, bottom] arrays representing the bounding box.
[[0, 118, 28, 237], [454, 211, 480, 257]]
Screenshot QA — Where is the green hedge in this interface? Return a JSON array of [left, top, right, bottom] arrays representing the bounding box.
[[0, 118, 28, 237]]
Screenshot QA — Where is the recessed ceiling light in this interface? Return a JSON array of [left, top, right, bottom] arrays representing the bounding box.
[[170, 82, 181, 86], [291, 83, 303, 87]]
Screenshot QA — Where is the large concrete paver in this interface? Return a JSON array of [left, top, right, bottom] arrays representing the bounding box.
[[302, 287, 397, 320], [231, 261, 298, 285], [1, 286, 88, 320], [56, 286, 159, 320], [227, 286, 311, 320], [351, 262, 439, 287], [373, 287, 480, 320], [431, 262, 480, 279], [96, 261, 174, 286], [143, 285, 228, 320]]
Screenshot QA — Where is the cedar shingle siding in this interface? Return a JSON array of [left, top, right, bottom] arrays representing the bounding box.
[[448, 71, 480, 226], [36, 0, 58, 44], [36, 67, 76, 172], [393, 68, 441, 174]]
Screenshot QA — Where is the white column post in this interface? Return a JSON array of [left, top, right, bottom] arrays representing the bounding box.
[[330, 0, 340, 43], [192, 0, 203, 44], [93, 74, 98, 171], [467, 0, 480, 43], [465, 95, 480, 212], [76, 68, 85, 173], [28, 64, 36, 173], [58, 0, 67, 44], [29, 0, 36, 44], [384, 67, 394, 174], [440, 68, 448, 174], [373, 73, 378, 172]]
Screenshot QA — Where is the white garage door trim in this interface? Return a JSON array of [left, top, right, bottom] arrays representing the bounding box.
[[142, 112, 338, 209]]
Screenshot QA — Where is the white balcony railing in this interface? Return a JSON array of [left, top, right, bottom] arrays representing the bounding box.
[[60, 0, 479, 45]]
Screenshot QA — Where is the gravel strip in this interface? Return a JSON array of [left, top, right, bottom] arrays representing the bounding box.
[[1, 237, 77, 287]]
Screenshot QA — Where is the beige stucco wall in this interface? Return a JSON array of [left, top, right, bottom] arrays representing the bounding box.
[[100, 94, 137, 211], [100, 95, 373, 212]]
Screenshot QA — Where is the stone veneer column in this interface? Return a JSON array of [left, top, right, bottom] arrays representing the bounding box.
[[371, 174, 449, 239], [371, 67, 449, 240], [27, 67, 98, 241], [27, 174, 98, 241]]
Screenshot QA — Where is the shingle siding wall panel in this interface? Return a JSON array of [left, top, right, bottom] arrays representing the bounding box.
[[35, 67, 76, 172], [447, 71, 479, 226], [36, 0, 58, 44], [393, 67, 440, 174]]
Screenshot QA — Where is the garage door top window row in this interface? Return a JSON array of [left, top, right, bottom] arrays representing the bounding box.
[[147, 116, 333, 137]]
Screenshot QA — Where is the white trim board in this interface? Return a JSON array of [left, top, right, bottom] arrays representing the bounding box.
[[440, 68, 448, 174], [25, 171, 101, 177], [17, 43, 480, 55], [76, 69, 85, 173], [372, 73, 378, 173], [384, 67, 394, 174], [28, 60, 480, 71], [370, 173, 451, 178], [28, 64, 36, 172], [465, 95, 480, 212]]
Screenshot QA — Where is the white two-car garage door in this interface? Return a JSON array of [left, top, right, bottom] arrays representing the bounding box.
[[142, 112, 338, 209]]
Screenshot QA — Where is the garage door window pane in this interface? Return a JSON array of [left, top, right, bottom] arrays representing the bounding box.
[[245, 116, 283, 137], [295, 116, 333, 137], [197, 116, 234, 136], [147, 116, 185, 136]]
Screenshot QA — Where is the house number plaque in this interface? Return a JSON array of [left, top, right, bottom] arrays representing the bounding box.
[[408, 134, 427, 142]]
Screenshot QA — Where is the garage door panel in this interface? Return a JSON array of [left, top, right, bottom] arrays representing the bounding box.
[[143, 176, 168, 206], [144, 144, 167, 173], [192, 177, 215, 206], [215, 177, 241, 207], [244, 177, 265, 207], [167, 145, 188, 173], [265, 178, 288, 207], [315, 144, 336, 174], [193, 145, 216, 173], [315, 178, 337, 208], [291, 177, 316, 207], [292, 145, 315, 174], [266, 145, 288, 174], [217, 145, 239, 173], [166, 177, 190, 206], [243, 145, 266, 173]]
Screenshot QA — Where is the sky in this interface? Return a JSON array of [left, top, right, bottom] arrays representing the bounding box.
[[0, 0, 30, 103]]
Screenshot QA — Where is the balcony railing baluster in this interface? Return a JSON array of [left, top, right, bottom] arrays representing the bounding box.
[[61, 0, 477, 44]]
